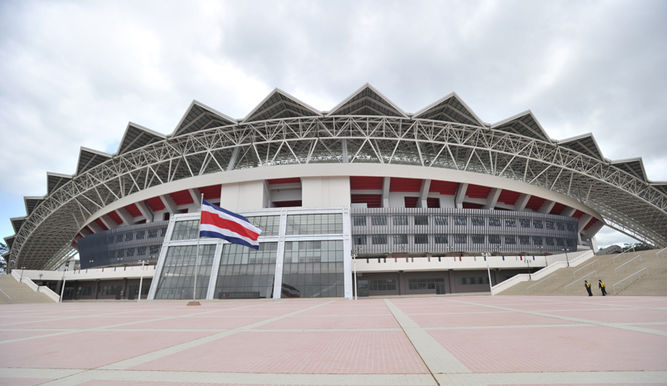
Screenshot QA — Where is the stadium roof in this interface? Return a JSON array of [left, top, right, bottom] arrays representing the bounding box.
[[6, 84, 667, 269]]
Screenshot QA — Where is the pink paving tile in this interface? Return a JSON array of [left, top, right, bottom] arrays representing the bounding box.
[[0, 330, 214, 369], [428, 325, 667, 372], [412, 311, 572, 328], [0, 329, 63, 342], [135, 330, 429, 374], [13, 317, 151, 329], [548, 309, 667, 323], [117, 316, 267, 330], [259, 314, 400, 329]]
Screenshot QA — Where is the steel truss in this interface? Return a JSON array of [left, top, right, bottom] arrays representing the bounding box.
[[10, 116, 667, 269]]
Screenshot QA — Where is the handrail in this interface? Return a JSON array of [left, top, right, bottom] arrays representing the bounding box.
[[614, 254, 642, 273], [613, 267, 649, 295], [526, 272, 560, 294], [612, 246, 638, 263], [573, 259, 599, 278], [564, 270, 598, 295]]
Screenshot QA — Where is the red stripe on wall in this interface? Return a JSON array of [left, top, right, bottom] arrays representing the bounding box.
[[350, 176, 383, 190], [525, 196, 545, 211], [572, 210, 585, 218], [170, 190, 194, 206], [497, 190, 521, 205], [94, 218, 108, 231], [429, 180, 458, 195], [390, 177, 422, 192], [351, 194, 382, 208], [146, 197, 165, 212], [550, 202, 566, 215], [466, 184, 491, 199], [199, 184, 222, 199], [404, 197, 419, 208], [107, 211, 123, 225], [272, 200, 302, 207], [268, 178, 301, 184], [124, 204, 142, 217]]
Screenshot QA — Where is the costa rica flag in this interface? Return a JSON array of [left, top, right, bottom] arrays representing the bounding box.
[[199, 200, 262, 249]]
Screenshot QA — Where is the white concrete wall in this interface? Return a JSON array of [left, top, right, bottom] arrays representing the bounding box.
[[220, 180, 265, 211], [302, 176, 351, 208]]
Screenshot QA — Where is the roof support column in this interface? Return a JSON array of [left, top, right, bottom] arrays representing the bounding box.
[[578, 214, 593, 233], [87, 221, 103, 233], [99, 215, 118, 230], [188, 188, 201, 206], [514, 194, 530, 211], [382, 177, 390, 208], [159, 194, 178, 213], [539, 200, 555, 214], [483, 188, 501, 209], [454, 183, 468, 209], [562, 207, 576, 217], [419, 179, 431, 208], [116, 208, 134, 226], [136, 201, 154, 223]]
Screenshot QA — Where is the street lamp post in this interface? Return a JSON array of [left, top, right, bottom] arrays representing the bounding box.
[[483, 251, 493, 295], [527, 257, 532, 280], [59, 269, 67, 303], [352, 246, 358, 300], [20, 266, 25, 283], [137, 260, 146, 302], [563, 248, 570, 267]]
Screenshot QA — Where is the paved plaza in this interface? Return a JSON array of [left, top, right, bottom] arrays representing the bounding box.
[[1, 295, 666, 385]]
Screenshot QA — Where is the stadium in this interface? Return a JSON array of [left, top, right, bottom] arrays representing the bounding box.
[[3, 84, 666, 300]]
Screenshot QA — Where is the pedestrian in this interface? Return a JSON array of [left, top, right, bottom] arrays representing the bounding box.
[[584, 280, 593, 296], [598, 280, 607, 296]]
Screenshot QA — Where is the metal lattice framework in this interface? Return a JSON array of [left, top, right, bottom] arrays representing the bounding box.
[[8, 114, 667, 269]]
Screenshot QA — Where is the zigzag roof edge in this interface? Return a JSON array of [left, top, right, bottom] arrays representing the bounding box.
[[46, 171, 74, 178], [170, 100, 237, 137], [79, 146, 113, 158], [557, 132, 605, 160], [326, 83, 408, 118], [611, 157, 648, 181], [117, 122, 166, 154], [491, 110, 552, 142], [24, 195, 45, 216], [412, 92, 485, 126], [242, 88, 322, 123]]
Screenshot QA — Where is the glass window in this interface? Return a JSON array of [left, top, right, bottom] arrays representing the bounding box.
[[434, 215, 448, 226], [286, 214, 343, 235], [282, 240, 344, 298], [488, 217, 501, 227], [124, 232, 133, 241], [353, 235, 367, 245], [545, 237, 555, 246], [454, 216, 467, 226], [353, 216, 366, 226], [471, 216, 485, 226], [126, 248, 135, 257], [148, 229, 158, 238], [247, 215, 280, 236], [505, 219, 516, 227], [215, 242, 277, 299], [454, 234, 467, 244], [171, 220, 199, 241], [115, 234, 123, 243], [489, 235, 501, 244], [532, 236, 543, 245], [434, 234, 448, 244], [471, 234, 484, 244], [409, 278, 444, 292], [371, 215, 387, 226], [372, 234, 387, 245], [556, 238, 565, 246], [370, 279, 396, 291], [414, 234, 428, 244], [392, 234, 408, 245], [533, 220, 543, 229], [137, 246, 146, 255], [393, 215, 408, 226], [135, 230, 145, 240], [505, 235, 516, 244], [520, 219, 531, 228], [414, 215, 428, 226], [557, 222, 565, 231], [546, 221, 555, 230], [567, 223, 575, 232], [519, 236, 530, 245], [154, 244, 216, 300]]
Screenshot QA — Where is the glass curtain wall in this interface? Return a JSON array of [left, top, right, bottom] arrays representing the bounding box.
[[154, 244, 216, 299], [214, 242, 277, 299], [282, 240, 344, 298]]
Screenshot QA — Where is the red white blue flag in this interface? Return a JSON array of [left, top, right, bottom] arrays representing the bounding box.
[[199, 200, 262, 249]]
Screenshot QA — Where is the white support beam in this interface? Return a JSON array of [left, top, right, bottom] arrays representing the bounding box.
[[135, 201, 153, 223], [562, 207, 577, 217], [578, 214, 593, 233], [98, 215, 117, 230], [382, 177, 390, 208], [514, 194, 530, 211], [539, 200, 555, 214], [483, 188, 501, 209], [87, 221, 103, 233], [188, 188, 202, 206], [227, 147, 240, 171], [419, 179, 431, 208], [454, 183, 468, 209], [159, 194, 178, 213], [116, 208, 134, 226]]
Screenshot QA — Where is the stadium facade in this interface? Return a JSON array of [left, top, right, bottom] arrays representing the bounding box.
[[4, 84, 666, 299]]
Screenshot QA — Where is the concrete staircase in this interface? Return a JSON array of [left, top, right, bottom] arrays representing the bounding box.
[[0, 274, 57, 304], [498, 248, 667, 296]]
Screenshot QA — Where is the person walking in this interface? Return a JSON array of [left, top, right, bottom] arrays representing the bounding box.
[[598, 280, 607, 296], [584, 280, 593, 296]]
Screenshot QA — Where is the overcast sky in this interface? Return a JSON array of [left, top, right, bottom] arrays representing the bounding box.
[[1, 0, 665, 248]]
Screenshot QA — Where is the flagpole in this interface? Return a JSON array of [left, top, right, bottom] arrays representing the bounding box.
[[192, 193, 204, 303]]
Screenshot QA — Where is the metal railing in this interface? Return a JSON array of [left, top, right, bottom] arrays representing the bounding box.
[[613, 267, 649, 295], [564, 270, 598, 295], [526, 272, 560, 294], [614, 254, 642, 274], [573, 259, 600, 278]]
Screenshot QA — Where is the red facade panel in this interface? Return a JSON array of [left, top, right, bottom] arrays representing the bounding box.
[[146, 197, 166, 212], [583, 218, 598, 230], [550, 202, 566, 215], [350, 176, 383, 190], [429, 180, 458, 195], [169, 190, 194, 206], [463, 202, 484, 209], [497, 190, 521, 205], [404, 197, 419, 208], [124, 204, 142, 217], [351, 194, 382, 208], [107, 211, 123, 225], [94, 218, 108, 231], [268, 178, 301, 184], [199, 184, 222, 199], [272, 200, 302, 207], [465, 184, 491, 199], [525, 196, 545, 211], [572, 210, 585, 219], [427, 197, 440, 208], [390, 177, 422, 192]]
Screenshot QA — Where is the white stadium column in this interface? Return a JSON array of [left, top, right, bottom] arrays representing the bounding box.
[[562, 207, 576, 217], [539, 200, 555, 214], [135, 201, 154, 223], [382, 177, 390, 208], [483, 188, 501, 209], [116, 207, 134, 226], [188, 188, 201, 205], [87, 221, 103, 233], [99, 215, 118, 230], [159, 194, 178, 213], [578, 214, 593, 233], [514, 194, 530, 211], [454, 183, 468, 209], [419, 179, 431, 208]]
